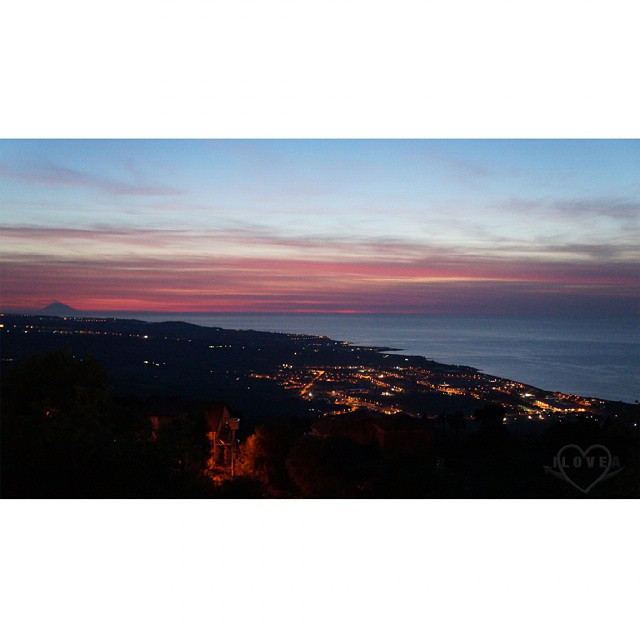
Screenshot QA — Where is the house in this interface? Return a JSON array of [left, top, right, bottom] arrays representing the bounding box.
[[203, 402, 238, 470], [146, 398, 238, 470]]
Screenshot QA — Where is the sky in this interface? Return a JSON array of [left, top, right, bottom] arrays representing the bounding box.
[[1, 139, 638, 315]]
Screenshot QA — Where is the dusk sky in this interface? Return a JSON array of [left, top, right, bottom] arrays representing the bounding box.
[[1, 139, 638, 315]]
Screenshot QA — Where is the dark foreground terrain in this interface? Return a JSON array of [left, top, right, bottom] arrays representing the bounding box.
[[1, 314, 638, 498]]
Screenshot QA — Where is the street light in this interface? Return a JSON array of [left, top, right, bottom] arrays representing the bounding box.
[[228, 418, 240, 476]]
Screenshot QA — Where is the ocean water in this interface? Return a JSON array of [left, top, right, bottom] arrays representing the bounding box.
[[106, 312, 639, 403]]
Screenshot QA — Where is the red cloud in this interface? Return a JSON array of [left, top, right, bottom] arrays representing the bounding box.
[[1, 252, 637, 316]]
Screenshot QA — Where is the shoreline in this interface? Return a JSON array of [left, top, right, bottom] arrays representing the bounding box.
[[2, 311, 634, 409]]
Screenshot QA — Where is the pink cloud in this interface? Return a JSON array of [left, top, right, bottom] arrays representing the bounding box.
[[1, 251, 637, 316]]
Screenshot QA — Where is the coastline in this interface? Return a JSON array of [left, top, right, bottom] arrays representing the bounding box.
[[5, 308, 637, 403], [2, 312, 634, 413]]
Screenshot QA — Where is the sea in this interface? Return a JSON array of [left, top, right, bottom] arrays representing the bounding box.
[[102, 312, 638, 404]]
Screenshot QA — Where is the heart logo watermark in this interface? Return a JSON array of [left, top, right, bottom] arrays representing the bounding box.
[[544, 444, 623, 493]]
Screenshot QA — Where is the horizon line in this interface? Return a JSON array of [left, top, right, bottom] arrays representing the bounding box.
[[2, 306, 638, 319]]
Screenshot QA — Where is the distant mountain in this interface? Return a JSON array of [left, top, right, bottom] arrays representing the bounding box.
[[40, 301, 79, 316]]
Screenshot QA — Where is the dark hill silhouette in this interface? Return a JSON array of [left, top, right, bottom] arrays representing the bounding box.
[[40, 301, 79, 316]]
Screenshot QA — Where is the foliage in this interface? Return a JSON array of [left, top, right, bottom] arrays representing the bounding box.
[[155, 414, 210, 473], [236, 417, 308, 490], [1, 351, 215, 497], [473, 403, 507, 448], [286, 435, 381, 498]]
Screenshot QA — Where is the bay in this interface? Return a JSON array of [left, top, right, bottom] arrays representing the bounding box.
[[103, 312, 639, 403]]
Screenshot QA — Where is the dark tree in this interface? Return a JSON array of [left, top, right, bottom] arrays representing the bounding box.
[[155, 414, 210, 473], [473, 403, 507, 449], [1, 351, 115, 497], [237, 417, 308, 490], [1, 351, 216, 498], [286, 435, 380, 498]]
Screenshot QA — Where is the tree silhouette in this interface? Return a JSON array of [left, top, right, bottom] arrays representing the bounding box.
[[1, 351, 216, 497], [237, 418, 307, 490], [1, 351, 114, 496], [286, 435, 380, 497], [473, 403, 507, 449]]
